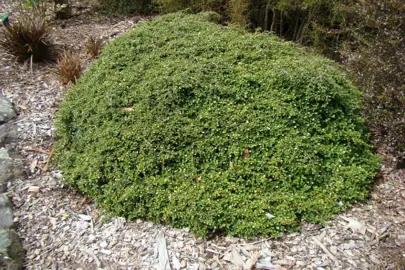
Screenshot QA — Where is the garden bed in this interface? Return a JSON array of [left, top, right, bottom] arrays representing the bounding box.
[[0, 2, 404, 269]]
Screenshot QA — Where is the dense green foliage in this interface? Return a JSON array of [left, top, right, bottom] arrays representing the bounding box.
[[96, 0, 154, 14], [55, 12, 379, 237]]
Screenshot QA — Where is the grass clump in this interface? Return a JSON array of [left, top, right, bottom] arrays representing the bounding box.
[[55, 51, 82, 84], [84, 35, 104, 58], [55, 12, 380, 237], [0, 14, 55, 63]]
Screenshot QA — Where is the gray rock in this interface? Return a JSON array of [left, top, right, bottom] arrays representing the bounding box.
[[0, 123, 18, 147], [0, 195, 13, 229], [0, 149, 25, 193], [0, 229, 24, 270], [0, 149, 10, 160], [0, 96, 16, 124]]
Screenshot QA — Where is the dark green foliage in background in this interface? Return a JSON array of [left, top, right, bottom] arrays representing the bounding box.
[[339, 0, 405, 161], [97, 0, 154, 14], [55, 12, 379, 237]]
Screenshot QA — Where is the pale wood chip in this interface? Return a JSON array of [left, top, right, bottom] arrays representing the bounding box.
[[243, 251, 260, 270], [157, 232, 171, 270], [312, 237, 339, 266]]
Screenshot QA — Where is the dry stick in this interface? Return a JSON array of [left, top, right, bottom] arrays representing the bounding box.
[[312, 237, 339, 265], [36, 164, 47, 172], [25, 147, 51, 155], [80, 247, 102, 267], [43, 149, 54, 172], [237, 238, 271, 246], [215, 256, 224, 269], [30, 54, 33, 74], [378, 232, 389, 241]]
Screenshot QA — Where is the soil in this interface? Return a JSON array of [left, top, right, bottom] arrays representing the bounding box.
[[0, 1, 404, 269]]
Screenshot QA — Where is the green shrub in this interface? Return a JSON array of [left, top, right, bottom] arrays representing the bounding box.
[[55, 12, 380, 237]]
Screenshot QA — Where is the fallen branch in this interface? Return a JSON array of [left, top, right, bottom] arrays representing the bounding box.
[[25, 147, 52, 155], [80, 247, 102, 267], [43, 148, 54, 172], [35, 164, 47, 172], [312, 236, 339, 265]]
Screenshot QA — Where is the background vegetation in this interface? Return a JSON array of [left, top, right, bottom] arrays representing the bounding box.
[[339, 0, 405, 162], [55, 13, 379, 237], [93, 0, 405, 163]]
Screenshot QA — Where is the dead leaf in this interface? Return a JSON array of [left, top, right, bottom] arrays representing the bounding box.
[[223, 251, 233, 262], [172, 254, 181, 270], [120, 107, 134, 112], [30, 159, 38, 173], [231, 247, 245, 267], [198, 262, 206, 270], [78, 214, 92, 221], [255, 261, 276, 269], [196, 176, 202, 182], [244, 251, 260, 270], [28, 186, 40, 193], [242, 148, 249, 159], [341, 217, 366, 234]]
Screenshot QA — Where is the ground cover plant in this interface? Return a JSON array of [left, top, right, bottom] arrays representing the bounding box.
[[55, 12, 380, 237]]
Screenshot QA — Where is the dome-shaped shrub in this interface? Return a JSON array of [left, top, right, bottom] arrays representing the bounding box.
[[55, 12, 380, 237]]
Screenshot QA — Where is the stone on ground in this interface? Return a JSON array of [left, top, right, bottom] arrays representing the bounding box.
[[0, 95, 15, 124]]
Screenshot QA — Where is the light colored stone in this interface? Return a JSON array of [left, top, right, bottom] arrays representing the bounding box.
[[0, 95, 16, 124], [0, 148, 10, 160], [0, 194, 13, 229], [0, 229, 23, 270], [0, 149, 24, 192]]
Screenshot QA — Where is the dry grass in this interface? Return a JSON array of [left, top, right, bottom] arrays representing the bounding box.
[[55, 51, 82, 84], [0, 14, 56, 63], [84, 35, 104, 58], [228, 0, 249, 27]]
